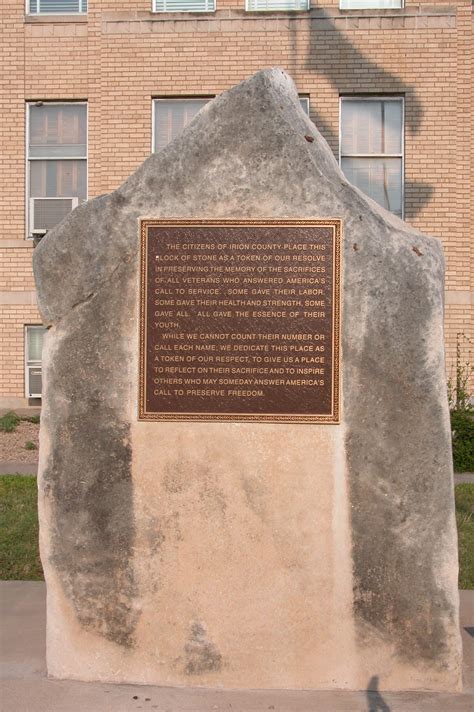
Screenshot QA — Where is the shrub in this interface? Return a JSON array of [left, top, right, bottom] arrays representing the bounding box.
[[447, 333, 472, 472], [447, 334, 472, 411], [23, 415, 40, 425], [0, 411, 21, 433], [451, 410, 474, 473]]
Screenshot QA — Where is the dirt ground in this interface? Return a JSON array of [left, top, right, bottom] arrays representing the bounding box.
[[0, 421, 40, 463]]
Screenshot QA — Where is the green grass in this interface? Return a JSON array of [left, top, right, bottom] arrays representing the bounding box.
[[455, 483, 474, 590], [0, 476, 43, 580], [25, 441, 37, 451], [0, 411, 21, 433], [0, 478, 472, 588]]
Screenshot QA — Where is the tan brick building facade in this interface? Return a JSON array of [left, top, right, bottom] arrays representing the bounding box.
[[1, 0, 472, 409]]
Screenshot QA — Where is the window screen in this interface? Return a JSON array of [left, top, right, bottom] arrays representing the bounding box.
[[153, 0, 215, 12], [28, 0, 87, 13], [246, 0, 309, 9]]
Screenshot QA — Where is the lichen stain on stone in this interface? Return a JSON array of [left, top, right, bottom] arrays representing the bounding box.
[[45, 418, 140, 648], [164, 458, 227, 517], [184, 622, 223, 675], [111, 191, 128, 208], [42, 274, 140, 649], [162, 460, 193, 494], [241, 474, 267, 520], [199, 481, 227, 517], [344, 242, 456, 666], [145, 517, 166, 555]]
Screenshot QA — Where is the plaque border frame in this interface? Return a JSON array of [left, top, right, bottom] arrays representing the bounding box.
[[139, 218, 342, 424]]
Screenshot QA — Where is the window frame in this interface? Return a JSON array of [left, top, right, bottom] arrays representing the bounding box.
[[25, 100, 88, 239], [26, 0, 87, 14], [339, 95, 405, 219], [152, 0, 216, 13], [151, 95, 310, 153], [299, 96, 310, 116], [151, 97, 215, 154], [339, 0, 403, 9], [24, 325, 47, 399], [245, 0, 310, 11]]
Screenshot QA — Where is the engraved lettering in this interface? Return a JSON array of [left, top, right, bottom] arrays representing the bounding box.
[[140, 221, 340, 422]]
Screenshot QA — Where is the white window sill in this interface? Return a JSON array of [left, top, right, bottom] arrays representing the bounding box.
[[151, 10, 216, 14], [245, 9, 311, 13], [25, 14, 87, 23]]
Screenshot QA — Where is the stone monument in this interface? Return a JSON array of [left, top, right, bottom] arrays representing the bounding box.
[[33, 69, 462, 691]]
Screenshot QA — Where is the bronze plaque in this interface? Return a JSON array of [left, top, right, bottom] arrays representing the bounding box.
[[139, 219, 341, 423]]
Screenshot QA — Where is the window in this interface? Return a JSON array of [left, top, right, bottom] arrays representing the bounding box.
[[153, 0, 215, 12], [340, 97, 403, 217], [340, 0, 402, 8], [246, 0, 309, 10], [25, 326, 47, 398], [153, 96, 309, 152], [153, 99, 211, 152], [27, 102, 87, 236], [28, 0, 87, 13], [299, 97, 310, 115]]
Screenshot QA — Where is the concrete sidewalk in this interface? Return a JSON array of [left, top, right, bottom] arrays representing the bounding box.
[[1, 582, 473, 712], [455, 473, 474, 484], [0, 462, 38, 476]]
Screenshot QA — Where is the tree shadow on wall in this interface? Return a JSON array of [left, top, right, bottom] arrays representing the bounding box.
[[287, 8, 433, 219]]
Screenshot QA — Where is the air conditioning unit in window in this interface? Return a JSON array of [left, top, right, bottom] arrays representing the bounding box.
[[27, 366, 42, 398], [29, 197, 79, 235]]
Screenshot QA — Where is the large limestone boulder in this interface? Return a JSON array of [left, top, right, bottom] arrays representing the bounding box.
[[34, 68, 461, 691]]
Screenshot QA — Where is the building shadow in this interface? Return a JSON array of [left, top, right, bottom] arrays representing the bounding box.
[[288, 8, 433, 218], [366, 675, 391, 712]]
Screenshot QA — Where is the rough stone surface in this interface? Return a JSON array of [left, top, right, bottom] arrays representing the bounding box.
[[34, 68, 462, 691]]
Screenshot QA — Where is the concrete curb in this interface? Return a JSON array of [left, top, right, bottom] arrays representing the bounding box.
[[454, 473, 474, 484]]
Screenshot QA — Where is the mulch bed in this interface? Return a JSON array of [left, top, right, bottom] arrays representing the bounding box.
[[0, 422, 40, 463]]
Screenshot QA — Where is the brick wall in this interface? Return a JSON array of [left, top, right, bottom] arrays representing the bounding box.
[[0, 0, 472, 406]]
